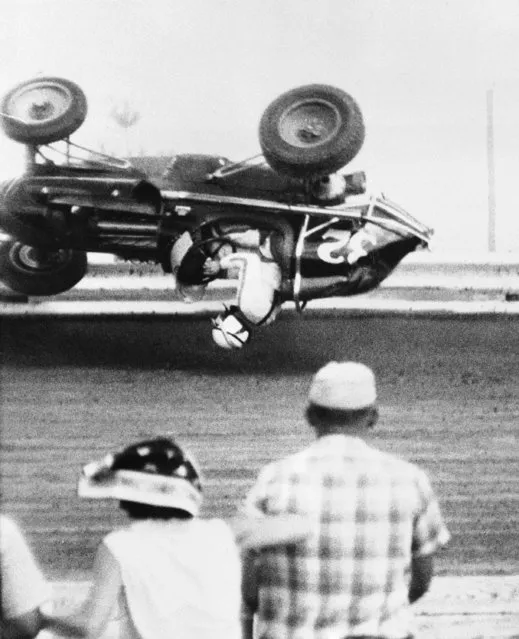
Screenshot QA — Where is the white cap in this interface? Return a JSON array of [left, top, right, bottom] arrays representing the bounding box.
[[308, 361, 377, 410]]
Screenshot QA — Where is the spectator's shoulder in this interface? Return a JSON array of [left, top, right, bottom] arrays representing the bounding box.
[[198, 517, 233, 537], [0, 513, 16, 536], [373, 447, 430, 483], [256, 448, 309, 482], [0, 515, 27, 553], [102, 524, 133, 547]]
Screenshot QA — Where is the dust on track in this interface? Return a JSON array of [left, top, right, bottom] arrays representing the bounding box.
[[1, 314, 518, 579]]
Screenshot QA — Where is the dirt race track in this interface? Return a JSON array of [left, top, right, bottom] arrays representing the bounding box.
[[1, 312, 518, 582]]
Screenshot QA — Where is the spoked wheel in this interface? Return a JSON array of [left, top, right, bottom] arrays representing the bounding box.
[[0, 239, 87, 295], [0, 77, 87, 145], [259, 84, 365, 178]]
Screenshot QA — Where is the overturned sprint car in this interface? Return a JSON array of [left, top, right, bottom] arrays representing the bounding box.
[[0, 77, 432, 348]]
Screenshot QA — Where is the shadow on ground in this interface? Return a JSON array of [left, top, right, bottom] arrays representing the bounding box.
[[2, 313, 519, 374]]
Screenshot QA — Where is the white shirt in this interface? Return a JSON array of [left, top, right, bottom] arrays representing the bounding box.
[[0, 514, 49, 618], [104, 518, 241, 639]]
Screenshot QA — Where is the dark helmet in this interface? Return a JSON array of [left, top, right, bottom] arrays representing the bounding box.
[[112, 438, 201, 488], [78, 437, 203, 515]]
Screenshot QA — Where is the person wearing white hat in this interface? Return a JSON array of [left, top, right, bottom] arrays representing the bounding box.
[[243, 361, 450, 639], [40, 436, 311, 639]]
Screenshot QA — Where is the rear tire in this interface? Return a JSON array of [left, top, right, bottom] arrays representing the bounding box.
[[0, 239, 87, 295], [259, 84, 365, 178], [1, 77, 87, 145]]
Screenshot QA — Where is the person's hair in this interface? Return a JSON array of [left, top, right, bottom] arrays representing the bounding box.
[[305, 403, 378, 431], [119, 500, 193, 520]]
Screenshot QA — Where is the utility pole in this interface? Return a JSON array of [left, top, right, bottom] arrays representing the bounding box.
[[486, 88, 496, 252]]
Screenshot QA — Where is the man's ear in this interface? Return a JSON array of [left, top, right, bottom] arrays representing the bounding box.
[[367, 406, 379, 429]]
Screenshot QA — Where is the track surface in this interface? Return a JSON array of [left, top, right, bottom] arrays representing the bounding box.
[[1, 314, 518, 580]]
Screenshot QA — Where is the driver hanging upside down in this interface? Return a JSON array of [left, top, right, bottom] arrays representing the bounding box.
[[170, 226, 283, 349]]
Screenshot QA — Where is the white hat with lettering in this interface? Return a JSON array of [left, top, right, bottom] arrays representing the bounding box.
[[308, 361, 377, 410]]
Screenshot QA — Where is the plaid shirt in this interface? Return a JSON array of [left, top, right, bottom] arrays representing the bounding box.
[[245, 435, 450, 639]]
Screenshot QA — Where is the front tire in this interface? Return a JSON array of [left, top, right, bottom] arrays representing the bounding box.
[[259, 84, 365, 178], [0, 239, 87, 295], [1, 77, 87, 145]]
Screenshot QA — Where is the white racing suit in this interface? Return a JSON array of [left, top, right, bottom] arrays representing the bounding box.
[[171, 230, 282, 346], [218, 250, 281, 326]]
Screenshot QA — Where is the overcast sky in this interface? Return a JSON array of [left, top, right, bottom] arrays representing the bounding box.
[[1, 0, 518, 252]]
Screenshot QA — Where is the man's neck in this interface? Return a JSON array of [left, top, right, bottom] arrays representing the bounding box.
[[315, 426, 369, 438]]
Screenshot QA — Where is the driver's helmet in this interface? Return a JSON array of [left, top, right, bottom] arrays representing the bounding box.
[[78, 437, 203, 515], [211, 309, 251, 350]]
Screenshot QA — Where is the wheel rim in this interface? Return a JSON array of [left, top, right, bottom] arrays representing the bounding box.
[[4, 81, 73, 125], [12, 244, 71, 273], [277, 99, 341, 149]]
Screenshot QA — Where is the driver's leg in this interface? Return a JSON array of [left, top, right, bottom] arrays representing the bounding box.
[[219, 251, 281, 325]]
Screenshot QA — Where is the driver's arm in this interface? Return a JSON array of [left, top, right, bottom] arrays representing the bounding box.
[[226, 229, 261, 248]]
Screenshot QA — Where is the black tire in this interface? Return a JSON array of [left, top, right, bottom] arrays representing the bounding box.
[[0, 239, 87, 295], [259, 84, 365, 178], [1, 77, 87, 145]]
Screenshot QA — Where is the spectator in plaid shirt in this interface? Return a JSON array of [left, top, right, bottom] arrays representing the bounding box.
[[243, 361, 450, 639]]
